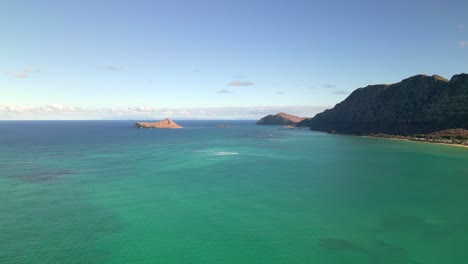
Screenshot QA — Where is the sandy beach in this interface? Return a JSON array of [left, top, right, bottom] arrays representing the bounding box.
[[365, 135, 468, 149]]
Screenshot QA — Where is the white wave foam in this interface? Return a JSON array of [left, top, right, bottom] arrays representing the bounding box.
[[214, 151, 239, 156]]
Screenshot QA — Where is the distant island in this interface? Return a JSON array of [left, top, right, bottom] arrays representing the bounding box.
[[256, 113, 305, 126], [135, 118, 182, 129], [259, 73, 468, 146]]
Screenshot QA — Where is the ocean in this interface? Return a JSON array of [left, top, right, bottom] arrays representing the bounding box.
[[0, 120, 467, 264]]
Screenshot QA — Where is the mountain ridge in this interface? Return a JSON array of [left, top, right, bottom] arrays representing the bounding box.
[[297, 73, 468, 136]]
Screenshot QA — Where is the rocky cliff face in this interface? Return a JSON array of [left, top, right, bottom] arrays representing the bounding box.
[[135, 118, 183, 129], [256, 113, 305, 125], [297, 74, 468, 135]]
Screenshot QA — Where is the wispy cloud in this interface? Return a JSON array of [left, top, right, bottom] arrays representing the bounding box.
[[0, 104, 329, 120], [232, 74, 248, 79], [458, 24, 465, 30], [105, 66, 125, 71], [6, 72, 29, 78], [24, 67, 43, 74], [457, 41, 468, 47], [307, 85, 316, 89], [332, 90, 349, 95], [275, 92, 285, 95], [227, 80, 255, 86], [6, 67, 43, 79], [323, 84, 336, 88], [217, 89, 233, 94], [0, 104, 82, 113]]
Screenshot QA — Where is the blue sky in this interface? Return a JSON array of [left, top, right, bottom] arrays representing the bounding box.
[[1, 0, 467, 119]]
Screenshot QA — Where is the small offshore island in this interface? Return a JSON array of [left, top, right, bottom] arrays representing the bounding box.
[[256, 113, 305, 126], [258, 73, 468, 146], [135, 118, 182, 129]]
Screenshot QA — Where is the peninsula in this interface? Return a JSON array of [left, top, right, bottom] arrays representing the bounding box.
[[135, 118, 183, 129]]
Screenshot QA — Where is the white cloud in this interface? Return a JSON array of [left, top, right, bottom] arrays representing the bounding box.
[[0, 105, 32, 112], [332, 90, 350, 95], [24, 67, 43, 74], [162, 110, 174, 116], [217, 89, 233, 94], [0, 104, 329, 120], [5, 66, 43, 79], [457, 41, 468, 47], [105, 66, 125, 71], [227, 80, 255, 86], [232, 74, 248, 79], [6, 72, 28, 78], [323, 84, 336, 88]]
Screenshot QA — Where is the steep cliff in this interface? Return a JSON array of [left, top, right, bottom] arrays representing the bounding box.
[[298, 74, 468, 135]]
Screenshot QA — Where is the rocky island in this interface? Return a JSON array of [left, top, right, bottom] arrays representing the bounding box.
[[297, 73, 468, 146], [135, 118, 183, 129], [256, 113, 305, 126]]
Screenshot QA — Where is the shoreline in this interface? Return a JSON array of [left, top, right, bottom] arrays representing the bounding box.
[[364, 135, 468, 149]]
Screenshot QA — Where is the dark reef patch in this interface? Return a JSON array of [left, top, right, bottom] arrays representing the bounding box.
[[319, 238, 423, 264], [2, 162, 75, 183], [378, 213, 450, 238]]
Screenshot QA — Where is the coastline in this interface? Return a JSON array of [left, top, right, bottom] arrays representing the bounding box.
[[304, 127, 468, 149], [364, 135, 468, 149]]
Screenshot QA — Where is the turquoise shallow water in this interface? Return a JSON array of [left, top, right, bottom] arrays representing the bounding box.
[[0, 120, 467, 264]]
